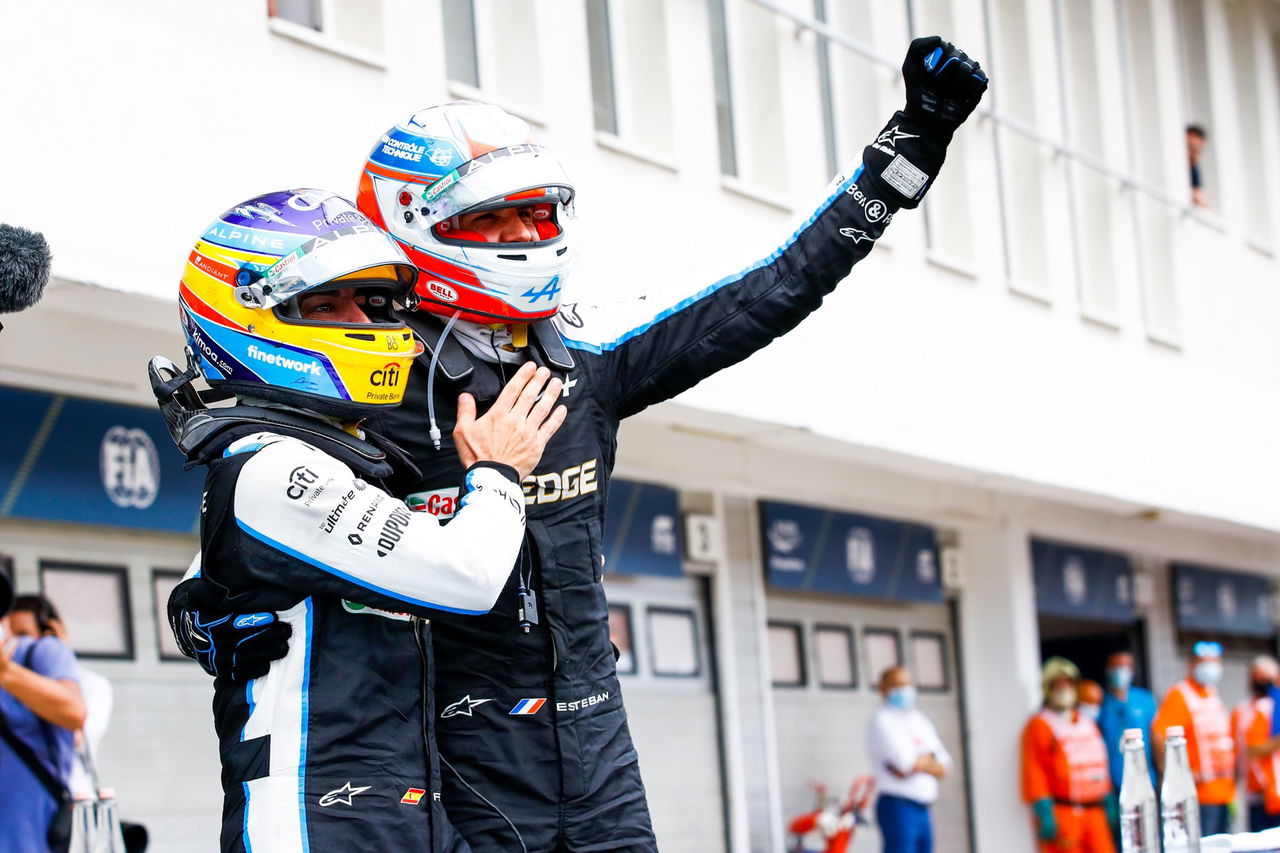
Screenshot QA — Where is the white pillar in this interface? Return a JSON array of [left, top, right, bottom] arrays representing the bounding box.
[[956, 518, 1041, 853]]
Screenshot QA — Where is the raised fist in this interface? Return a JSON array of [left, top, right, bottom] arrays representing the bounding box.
[[902, 36, 989, 132]]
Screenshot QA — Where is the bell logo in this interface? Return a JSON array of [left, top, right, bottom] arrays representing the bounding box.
[[371, 363, 402, 387], [426, 280, 458, 303]]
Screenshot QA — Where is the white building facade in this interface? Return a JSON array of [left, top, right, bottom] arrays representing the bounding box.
[[3, 1, 1280, 851]]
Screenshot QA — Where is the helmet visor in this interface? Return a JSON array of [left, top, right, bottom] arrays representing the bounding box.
[[257, 225, 416, 308], [416, 146, 574, 226]]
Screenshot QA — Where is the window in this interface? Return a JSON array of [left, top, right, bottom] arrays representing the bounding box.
[[608, 603, 637, 675], [442, 0, 545, 114], [152, 570, 189, 662], [586, 0, 675, 158], [907, 0, 977, 266], [909, 631, 950, 692], [1175, 0, 1219, 210], [708, 0, 738, 176], [991, 0, 1054, 298], [813, 624, 857, 689], [767, 621, 806, 687], [1054, 0, 1121, 323], [1117, 0, 1182, 342], [863, 627, 901, 685], [269, 0, 386, 58], [40, 562, 133, 660], [648, 606, 701, 677], [1224, 0, 1274, 250]]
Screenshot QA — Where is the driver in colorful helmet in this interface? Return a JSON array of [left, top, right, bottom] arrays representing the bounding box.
[[173, 36, 989, 853], [160, 189, 566, 853]]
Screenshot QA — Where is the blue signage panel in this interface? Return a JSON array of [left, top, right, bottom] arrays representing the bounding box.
[[0, 385, 202, 534], [1032, 539, 1134, 621], [760, 500, 942, 603], [603, 480, 683, 578], [1172, 563, 1275, 638]]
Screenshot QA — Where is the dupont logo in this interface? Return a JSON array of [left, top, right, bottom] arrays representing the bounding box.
[[509, 698, 546, 716], [425, 280, 457, 303]]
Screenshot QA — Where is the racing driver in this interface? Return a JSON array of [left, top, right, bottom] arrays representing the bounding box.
[[171, 36, 988, 852], [153, 190, 565, 852]]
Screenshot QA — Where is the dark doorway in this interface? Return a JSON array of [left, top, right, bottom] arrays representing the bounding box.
[[1038, 614, 1150, 689]]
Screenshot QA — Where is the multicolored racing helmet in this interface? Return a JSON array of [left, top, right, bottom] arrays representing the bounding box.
[[179, 189, 423, 418], [357, 101, 576, 324]]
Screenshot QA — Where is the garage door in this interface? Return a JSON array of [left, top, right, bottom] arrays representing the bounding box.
[[766, 594, 971, 852]]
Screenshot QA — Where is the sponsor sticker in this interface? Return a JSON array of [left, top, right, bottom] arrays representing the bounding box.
[[881, 154, 929, 199]]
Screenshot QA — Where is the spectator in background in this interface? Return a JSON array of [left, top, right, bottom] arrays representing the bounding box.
[[1022, 657, 1116, 853], [11, 595, 114, 799], [1153, 640, 1235, 836], [1078, 679, 1104, 723], [1233, 655, 1280, 832], [1187, 124, 1208, 207], [0, 598, 85, 851], [867, 665, 950, 853], [1098, 650, 1156, 790]]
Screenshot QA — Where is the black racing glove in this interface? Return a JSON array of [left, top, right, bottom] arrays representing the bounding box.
[[855, 37, 989, 210], [902, 36, 989, 134], [167, 576, 292, 682]]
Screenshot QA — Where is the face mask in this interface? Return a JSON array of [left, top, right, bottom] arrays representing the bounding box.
[[1107, 667, 1133, 691], [887, 686, 917, 710], [1049, 687, 1077, 711], [1079, 703, 1101, 722], [1194, 661, 1223, 687]]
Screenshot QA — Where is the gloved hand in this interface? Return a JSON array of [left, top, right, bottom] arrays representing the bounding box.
[[168, 577, 292, 681], [1033, 798, 1058, 842], [1104, 791, 1120, 836], [902, 36, 988, 134]]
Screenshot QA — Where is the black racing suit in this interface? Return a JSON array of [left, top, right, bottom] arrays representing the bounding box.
[[179, 411, 526, 853], [364, 111, 954, 852], [174, 106, 960, 851]]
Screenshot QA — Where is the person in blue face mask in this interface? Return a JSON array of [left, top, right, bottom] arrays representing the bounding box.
[[1097, 651, 1157, 791], [867, 666, 951, 852]]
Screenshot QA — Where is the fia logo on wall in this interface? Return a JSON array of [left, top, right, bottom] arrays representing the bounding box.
[[845, 527, 875, 584], [100, 426, 160, 509], [1063, 556, 1088, 606]]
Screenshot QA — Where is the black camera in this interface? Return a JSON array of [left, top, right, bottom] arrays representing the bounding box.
[[0, 552, 13, 618]]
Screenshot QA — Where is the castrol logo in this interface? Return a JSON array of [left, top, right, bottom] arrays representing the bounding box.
[[426, 280, 457, 302]]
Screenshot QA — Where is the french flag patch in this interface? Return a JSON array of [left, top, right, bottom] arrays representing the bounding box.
[[509, 698, 546, 716]]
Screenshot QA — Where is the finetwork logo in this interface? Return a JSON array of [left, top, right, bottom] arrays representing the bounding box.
[[247, 344, 323, 376]]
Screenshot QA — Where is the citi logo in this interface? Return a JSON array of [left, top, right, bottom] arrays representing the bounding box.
[[246, 344, 323, 376], [370, 363, 402, 386], [425, 280, 457, 303]]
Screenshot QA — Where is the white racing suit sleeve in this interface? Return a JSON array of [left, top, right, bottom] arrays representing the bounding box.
[[227, 433, 525, 615]]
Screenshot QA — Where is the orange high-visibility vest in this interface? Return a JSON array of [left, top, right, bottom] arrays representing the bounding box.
[[1175, 681, 1235, 783], [1040, 709, 1111, 804]]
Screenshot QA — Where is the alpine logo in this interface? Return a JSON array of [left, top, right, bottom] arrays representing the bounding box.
[[509, 698, 547, 715], [441, 695, 494, 718], [425, 280, 457, 303], [319, 782, 371, 807]]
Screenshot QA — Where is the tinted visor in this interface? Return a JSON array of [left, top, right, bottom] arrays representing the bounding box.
[[256, 225, 416, 308], [416, 145, 574, 227]]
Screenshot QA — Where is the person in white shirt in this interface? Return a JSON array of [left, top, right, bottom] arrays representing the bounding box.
[[867, 666, 951, 853]]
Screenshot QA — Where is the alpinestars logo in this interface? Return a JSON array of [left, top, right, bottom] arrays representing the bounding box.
[[839, 227, 872, 244], [441, 695, 494, 718], [319, 782, 371, 807], [872, 125, 919, 157]]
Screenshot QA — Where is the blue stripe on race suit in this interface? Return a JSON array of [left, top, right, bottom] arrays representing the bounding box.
[[298, 600, 312, 850], [242, 681, 255, 742], [243, 781, 253, 853], [234, 518, 490, 616], [559, 164, 865, 355]]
